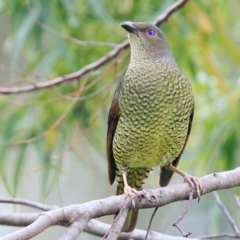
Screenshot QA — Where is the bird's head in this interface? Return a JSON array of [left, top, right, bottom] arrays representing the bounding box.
[[121, 21, 175, 63]]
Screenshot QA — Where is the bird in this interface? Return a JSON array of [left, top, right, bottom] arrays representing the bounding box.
[[106, 21, 201, 232]]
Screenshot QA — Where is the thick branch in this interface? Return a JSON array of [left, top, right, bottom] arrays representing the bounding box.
[[0, 168, 239, 239], [0, 0, 188, 94]]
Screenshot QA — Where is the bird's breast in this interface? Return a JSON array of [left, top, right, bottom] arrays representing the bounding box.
[[113, 62, 193, 169]]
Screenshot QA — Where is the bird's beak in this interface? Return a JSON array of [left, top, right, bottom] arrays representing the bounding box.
[[121, 21, 138, 35]]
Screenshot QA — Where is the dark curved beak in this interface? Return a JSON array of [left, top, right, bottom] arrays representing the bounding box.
[[121, 21, 138, 35]]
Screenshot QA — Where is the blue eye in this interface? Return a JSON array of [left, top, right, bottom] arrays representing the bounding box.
[[147, 29, 156, 36]]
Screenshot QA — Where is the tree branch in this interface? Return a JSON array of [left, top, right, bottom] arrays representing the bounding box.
[[199, 193, 240, 239], [0, 0, 188, 95], [213, 192, 240, 237], [60, 217, 88, 240], [0, 197, 58, 211], [0, 168, 239, 239], [87, 219, 200, 240], [199, 233, 240, 239]]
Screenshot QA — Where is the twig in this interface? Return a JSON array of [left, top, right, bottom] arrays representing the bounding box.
[[26, 0, 117, 48], [145, 207, 159, 240], [213, 191, 240, 237], [199, 232, 240, 239], [87, 219, 199, 240], [0, 0, 189, 94], [172, 190, 193, 237], [0, 40, 128, 94], [0, 197, 57, 211], [173, 224, 191, 238], [153, 0, 188, 26], [234, 195, 240, 209]]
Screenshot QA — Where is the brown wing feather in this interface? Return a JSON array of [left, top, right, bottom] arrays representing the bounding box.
[[159, 107, 194, 187], [106, 82, 122, 185]]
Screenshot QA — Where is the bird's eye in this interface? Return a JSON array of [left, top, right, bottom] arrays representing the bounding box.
[[147, 29, 156, 37]]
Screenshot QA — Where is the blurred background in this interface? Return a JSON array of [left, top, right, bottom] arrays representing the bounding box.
[[0, 0, 239, 239]]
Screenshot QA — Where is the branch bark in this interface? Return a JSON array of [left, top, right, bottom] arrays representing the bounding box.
[[0, 168, 239, 239]]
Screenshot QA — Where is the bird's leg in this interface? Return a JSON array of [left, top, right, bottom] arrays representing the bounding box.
[[167, 164, 202, 201], [122, 167, 138, 196]]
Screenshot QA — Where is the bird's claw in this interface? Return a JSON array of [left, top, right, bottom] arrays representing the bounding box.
[[184, 175, 202, 202], [124, 185, 138, 196], [124, 185, 138, 208]]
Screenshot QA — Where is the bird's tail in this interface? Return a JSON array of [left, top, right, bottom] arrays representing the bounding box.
[[115, 167, 152, 232]]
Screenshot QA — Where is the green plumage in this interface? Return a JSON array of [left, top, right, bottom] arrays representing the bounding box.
[[107, 21, 194, 232]]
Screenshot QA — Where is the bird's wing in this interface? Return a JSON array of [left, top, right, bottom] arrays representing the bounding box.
[[159, 107, 194, 187], [106, 82, 122, 185]]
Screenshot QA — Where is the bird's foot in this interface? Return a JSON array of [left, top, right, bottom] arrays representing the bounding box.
[[184, 174, 202, 202], [167, 164, 202, 201], [124, 185, 138, 208], [124, 185, 138, 196]]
